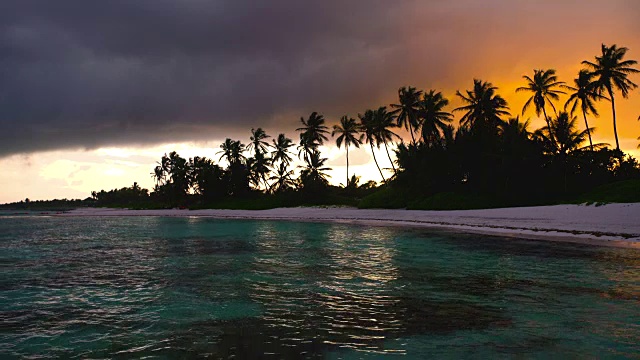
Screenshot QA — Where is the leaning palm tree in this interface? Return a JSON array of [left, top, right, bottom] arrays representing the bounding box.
[[332, 115, 363, 187], [582, 44, 639, 150], [563, 70, 608, 151], [516, 69, 565, 140], [418, 90, 453, 147], [359, 109, 386, 183], [373, 107, 400, 176], [390, 86, 422, 145], [454, 79, 510, 132], [296, 112, 329, 162]]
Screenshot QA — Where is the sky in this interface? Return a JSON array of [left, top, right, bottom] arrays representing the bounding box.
[[1, 0, 639, 203]]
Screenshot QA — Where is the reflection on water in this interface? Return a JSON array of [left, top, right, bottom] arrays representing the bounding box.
[[1, 216, 639, 358]]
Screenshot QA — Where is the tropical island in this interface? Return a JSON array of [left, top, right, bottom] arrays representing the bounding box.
[[3, 43, 638, 212]]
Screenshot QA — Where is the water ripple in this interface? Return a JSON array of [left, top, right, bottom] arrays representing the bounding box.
[[1, 216, 638, 358]]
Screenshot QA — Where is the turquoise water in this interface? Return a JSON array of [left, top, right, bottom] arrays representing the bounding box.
[[1, 214, 639, 358]]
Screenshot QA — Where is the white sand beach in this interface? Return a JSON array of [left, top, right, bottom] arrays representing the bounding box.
[[60, 203, 640, 248]]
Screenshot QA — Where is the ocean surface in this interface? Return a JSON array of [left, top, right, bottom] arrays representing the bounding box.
[[1, 212, 639, 358]]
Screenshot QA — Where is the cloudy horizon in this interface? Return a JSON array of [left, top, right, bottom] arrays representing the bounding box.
[[1, 0, 639, 203]]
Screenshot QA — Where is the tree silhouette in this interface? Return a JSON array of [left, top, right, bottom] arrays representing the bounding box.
[[500, 117, 531, 143], [246, 128, 272, 191], [359, 109, 386, 183], [373, 106, 400, 176], [535, 112, 591, 156], [418, 90, 453, 147], [151, 152, 191, 205], [190, 156, 226, 201], [332, 115, 363, 187], [218, 139, 249, 196], [298, 150, 331, 191], [391, 86, 422, 145], [582, 44, 639, 150], [269, 162, 296, 193], [563, 70, 608, 151], [247, 149, 272, 190], [271, 133, 294, 167], [248, 128, 271, 155], [454, 79, 510, 133], [218, 138, 246, 166], [516, 69, 565, 143], [296, 112, 329, 162]]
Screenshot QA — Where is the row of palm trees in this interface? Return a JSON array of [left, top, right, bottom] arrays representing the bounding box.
[[516, 44, 638, 151], [148, 43, 636, 198], [328, 43, 638, 185]]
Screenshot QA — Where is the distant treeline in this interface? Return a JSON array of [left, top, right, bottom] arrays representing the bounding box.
[[0, 198, 93, 211]]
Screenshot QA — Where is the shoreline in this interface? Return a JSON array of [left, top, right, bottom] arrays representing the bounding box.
[[58, 204, 640, 249]]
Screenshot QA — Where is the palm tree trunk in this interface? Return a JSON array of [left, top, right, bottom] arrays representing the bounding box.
[[408, 122, 416, 146], [542, 107, 557, 150], [371, 143, 386, 183], [346, 145, 349, 187], [608, 88, 620, 151], [582, 107, 594, 151], [383, 141, 397, 175]]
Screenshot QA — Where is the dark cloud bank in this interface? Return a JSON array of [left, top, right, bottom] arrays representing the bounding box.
[[1, 0, 638, 156]]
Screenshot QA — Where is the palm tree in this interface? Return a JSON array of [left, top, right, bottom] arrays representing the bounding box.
[[248, 128, 271, 155], [454, 79, 510, 132], [271, 133, 294, 167], [359, 109, 386, 183], [153, 152, 191, 202], [189, 156, 225, 199], [217, 138, 245, 166], [269, 163, 296, 193], [535, 112, 591, 156], [332, 115, 363, 187], [296, 112, 329, 162], [373, 107, 400, 176], [152, 164, 166, 187], [500, 117, 534, 157], [345, 174, 361, 189], [218, 138, 235, 164], [298, 150, 331, 189], [582, 44, 639, 150], [418, 90, 453, 146], [390, 86, 422, 145], [516, 69, 565, 140], [247, 150, 271, 190], [563, 70, 608, 151], [500, 117, 531, 141]]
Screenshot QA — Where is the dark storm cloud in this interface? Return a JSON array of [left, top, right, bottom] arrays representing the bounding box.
[[1, 0, 638, 156]]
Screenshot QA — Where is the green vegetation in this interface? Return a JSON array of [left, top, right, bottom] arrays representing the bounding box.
[[4, 43, 638, 211], [573, 179, 640, 204]]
